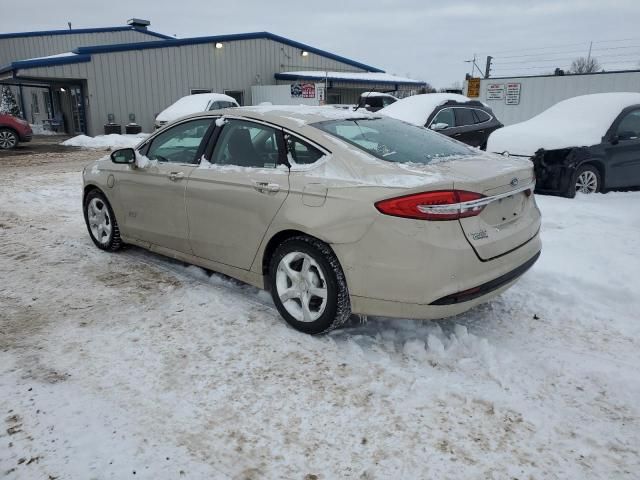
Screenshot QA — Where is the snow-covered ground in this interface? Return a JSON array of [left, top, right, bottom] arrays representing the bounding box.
[[61, 133, 149, 150], [1, 154, 639, 479]]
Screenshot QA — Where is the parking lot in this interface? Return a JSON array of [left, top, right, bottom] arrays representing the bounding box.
[[1, 138, 639, 479]]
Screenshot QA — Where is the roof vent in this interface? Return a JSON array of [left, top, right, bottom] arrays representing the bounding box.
[[127, 18, 151, 29]]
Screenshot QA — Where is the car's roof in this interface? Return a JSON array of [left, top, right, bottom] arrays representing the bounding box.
[[193, 105, 380, 130]]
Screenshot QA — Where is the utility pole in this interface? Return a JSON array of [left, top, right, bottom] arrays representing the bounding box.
[[484, 56, 493, 79], [465, 54, 482, 77], [586, 41, 593, 64]]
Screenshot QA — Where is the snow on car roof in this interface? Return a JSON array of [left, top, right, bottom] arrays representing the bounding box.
[[360, 91, 397, 98], [379, 93, 473, 126], [487, 92, 640, 156], [156, 93, 238, 123], [222, 105, 379, 127]]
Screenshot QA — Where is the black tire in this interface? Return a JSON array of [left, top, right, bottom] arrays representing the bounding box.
[[83, 189, 123, 251], [0, 128, 18, 150], [268, 236, 351, 335], [571, 164, 601, 197]]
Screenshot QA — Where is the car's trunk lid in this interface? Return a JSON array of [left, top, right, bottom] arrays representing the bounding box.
[[432, 155, 540, 260]]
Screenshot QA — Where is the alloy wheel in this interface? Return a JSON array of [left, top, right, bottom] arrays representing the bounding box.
[[275, 251, 328, 323], [0, 130, 17, 149], [87, 197, 112, 245], [575, 170, 598, 194]]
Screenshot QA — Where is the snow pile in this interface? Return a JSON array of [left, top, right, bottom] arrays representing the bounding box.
[[62, 133, 149, 150], [156, 93, 238, 123], [487, 92, 640, 156], [379, 93, 473, 126]]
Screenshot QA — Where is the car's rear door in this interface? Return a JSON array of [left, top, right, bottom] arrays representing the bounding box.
[[186, 118, 290, 269], [604, 108, 640, 188], [452, 108, 482, 147], [116, 117, 215, 253]]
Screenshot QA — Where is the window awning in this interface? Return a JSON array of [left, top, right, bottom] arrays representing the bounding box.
[[275, 71, 426, 87]]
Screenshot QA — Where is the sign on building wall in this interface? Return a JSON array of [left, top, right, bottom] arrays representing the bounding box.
[[487, 83, 505, 100], [291, 83, 317, 98], [467, 77, 480, 97], [505, 83, 521, 105]]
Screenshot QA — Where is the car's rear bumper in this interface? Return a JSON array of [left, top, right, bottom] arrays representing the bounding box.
[[333, 212, 541, 320]]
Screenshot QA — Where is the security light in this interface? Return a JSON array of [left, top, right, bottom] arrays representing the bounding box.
[[215, 42, 223, 49], [301, 50, 309, 57]]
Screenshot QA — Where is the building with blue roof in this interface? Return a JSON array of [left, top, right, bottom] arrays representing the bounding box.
[[0, 19, 425, 135]]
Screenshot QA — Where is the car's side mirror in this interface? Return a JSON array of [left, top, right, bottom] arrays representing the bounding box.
[[430, 122, 449, 131], [610, 135, 620, 145], [111, 148, 136, 164]]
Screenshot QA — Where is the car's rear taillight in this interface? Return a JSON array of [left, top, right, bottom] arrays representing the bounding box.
[[375, 190, 486, 221]]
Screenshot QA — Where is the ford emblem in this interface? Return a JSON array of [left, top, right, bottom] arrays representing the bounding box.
[[510, 177, 519, 187]]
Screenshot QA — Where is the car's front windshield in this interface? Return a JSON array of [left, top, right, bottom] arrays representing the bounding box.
[[313, 117, 475, 164]]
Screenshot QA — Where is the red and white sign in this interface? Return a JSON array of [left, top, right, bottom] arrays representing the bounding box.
[[505, 83, 521, 105], [301, 83, 316, 98]]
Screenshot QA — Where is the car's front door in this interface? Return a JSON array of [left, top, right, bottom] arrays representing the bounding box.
[[186, 118, 290, 269], [116, 117, 215, 253], [605, 108, 640, 188]]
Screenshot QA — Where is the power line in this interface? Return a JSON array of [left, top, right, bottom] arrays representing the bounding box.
[[479, 36, 640, 57]]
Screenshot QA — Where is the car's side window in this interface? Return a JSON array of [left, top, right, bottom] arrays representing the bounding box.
[[430, 108, 455, 128], [615, 110, 640, 141], [146, 118, 214, 164], [473, 109, 491, 124], [454, 108, 476, 127], [211, 119, 282, 168], [286, 134, 324, 165]]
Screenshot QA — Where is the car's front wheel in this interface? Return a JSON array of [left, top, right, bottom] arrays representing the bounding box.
[[573, 165, 601, 196], [83, 190, 123, 251], [269, 236, 351, 334], [0, 128, 18, 149]]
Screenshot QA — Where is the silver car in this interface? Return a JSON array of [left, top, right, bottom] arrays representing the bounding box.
[[83, 106, 541, 334]]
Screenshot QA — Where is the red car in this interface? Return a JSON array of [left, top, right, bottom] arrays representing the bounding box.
[[0, 114, 32, 149]]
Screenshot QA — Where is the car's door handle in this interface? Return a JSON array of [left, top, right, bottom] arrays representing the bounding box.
[[253, 181, 280, 193], [168, 171, 185, 181]]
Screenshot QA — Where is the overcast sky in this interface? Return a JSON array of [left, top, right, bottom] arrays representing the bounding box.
[[3, 0, 640, 88]]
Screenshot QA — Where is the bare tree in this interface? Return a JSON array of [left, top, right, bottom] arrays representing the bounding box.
[[570, 57, 601, 74]]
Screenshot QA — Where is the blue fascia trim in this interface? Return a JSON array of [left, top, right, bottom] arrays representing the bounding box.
[[0, 54, 92, 75], [0, 25, 172, 40], [274, 72, 426, 87], [73, 31, 384, 73]]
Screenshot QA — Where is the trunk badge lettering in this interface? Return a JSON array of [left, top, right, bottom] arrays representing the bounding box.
[[470, 230, 488, 240], [510, 177, 519, 187]]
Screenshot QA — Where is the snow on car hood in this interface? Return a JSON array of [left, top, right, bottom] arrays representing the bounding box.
[[379, 93, 473, 126], [486, 92, 640, 156], [156, 93, 237, 123]]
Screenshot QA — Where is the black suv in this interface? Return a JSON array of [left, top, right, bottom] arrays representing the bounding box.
[[427, 100, 503, 149]]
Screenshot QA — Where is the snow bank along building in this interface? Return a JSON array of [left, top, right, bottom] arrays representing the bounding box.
[[0, 19, 425, 135]]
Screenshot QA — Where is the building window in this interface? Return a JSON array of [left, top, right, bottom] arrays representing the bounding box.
[[31, 92, 40, 114], [224, 90, 244, 106], [190, 88, 212, 94]]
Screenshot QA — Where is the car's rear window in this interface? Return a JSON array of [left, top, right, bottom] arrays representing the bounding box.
[[313, 117, 474, 164]]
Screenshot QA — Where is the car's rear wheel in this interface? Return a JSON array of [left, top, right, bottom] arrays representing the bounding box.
[[0, 128, 18, 149], [84, 190, 123, 251], [269, 236, 351, 334], [573, 165, 601, 196]]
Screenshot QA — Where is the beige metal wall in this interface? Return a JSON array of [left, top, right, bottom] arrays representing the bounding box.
[[20, 38, 370, 134], [467, 71, 640, 126], [0, 29, 160, 66]]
